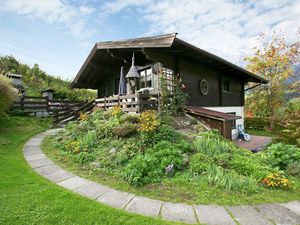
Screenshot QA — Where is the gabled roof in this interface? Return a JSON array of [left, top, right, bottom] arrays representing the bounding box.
[[71, 33, 267, 88]]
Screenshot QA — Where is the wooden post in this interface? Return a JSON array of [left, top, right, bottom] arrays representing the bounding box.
[[20, 96, 24, 111], [45, 96, 50, 112], [137, 92, 141, 113]]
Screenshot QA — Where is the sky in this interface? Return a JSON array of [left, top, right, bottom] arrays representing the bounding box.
[[0, 0, 299, 81]]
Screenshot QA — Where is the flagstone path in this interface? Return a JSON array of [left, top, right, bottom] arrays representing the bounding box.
[[24, 130, 300, 225]]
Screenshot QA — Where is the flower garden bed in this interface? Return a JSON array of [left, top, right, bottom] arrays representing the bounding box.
[[42, 108, 300, 205]]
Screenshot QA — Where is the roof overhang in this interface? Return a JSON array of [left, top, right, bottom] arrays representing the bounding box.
[[71, 33, 268, 89], [185, 106, 242, 121]]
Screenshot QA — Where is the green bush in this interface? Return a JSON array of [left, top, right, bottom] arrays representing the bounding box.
[[150, 141, 185, 171], [120, 114, 139, 124], [123, 140, 187, 186], [123, 154, 161, 186], [78, 131, 97, 150], [189, 152, 213, 174], [76, 152, 95, 164], [0, 75, 17, 116], [229, 155, 269, 179], [276, 109, 300, 146], [95, 117, 119, 139], [139, 124, 183, 148], [264, 143, 300, 170], [244, 117, 270, 130], [112, 122, 137, 137]]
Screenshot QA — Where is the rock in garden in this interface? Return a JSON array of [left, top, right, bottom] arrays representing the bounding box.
[[109, 148, 117, 154], [182, 154, 189, 165], [90, 162, 101, 168]]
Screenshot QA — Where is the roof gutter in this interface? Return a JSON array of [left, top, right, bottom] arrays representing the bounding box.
[[244, 82, 263, 92]]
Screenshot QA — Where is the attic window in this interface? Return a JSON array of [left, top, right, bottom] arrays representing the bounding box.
[[222, 80, 230, 92]]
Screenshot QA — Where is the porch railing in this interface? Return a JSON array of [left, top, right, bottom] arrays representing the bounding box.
[[95, 92, 158, 113]]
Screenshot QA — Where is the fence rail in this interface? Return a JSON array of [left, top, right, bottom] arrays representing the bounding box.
[[95, 92, 158, 113], [11, 96, 85, 114]]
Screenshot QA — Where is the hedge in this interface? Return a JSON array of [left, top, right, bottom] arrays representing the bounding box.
[[244, 117, 270, 130]]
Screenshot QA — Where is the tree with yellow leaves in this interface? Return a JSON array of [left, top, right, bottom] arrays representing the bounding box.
[[245, 30, 300, 118]]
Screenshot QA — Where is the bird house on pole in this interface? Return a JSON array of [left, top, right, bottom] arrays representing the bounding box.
[[125, 53, 140, 94]]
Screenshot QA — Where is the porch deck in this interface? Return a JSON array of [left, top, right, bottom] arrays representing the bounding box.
[[234, 135, 272, 152], [95, 92, 158, 113]]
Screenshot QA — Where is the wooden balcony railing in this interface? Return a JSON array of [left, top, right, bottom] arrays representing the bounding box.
[[95, 92, 158, 113]]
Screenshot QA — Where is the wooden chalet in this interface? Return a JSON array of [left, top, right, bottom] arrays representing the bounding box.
[[71, 33, 267, 140]]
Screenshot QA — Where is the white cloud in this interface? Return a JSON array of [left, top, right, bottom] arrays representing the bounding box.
[[79, 5, 94, 14], [0, 0, 94, 40], [101, 0, 300, 65]]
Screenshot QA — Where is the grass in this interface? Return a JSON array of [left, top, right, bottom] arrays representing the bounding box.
[[42, 136, 300, 206], [0, 116, 181, 225]]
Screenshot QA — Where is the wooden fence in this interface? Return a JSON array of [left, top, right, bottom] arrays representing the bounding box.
[[95, 92, 158, 113], [53, 101, 94, 124], [12, 96, 85, 115]]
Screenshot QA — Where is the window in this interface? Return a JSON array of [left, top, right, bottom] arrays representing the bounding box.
[[227, 112, 236, 129], [139, 68, 153, 88], [222, 80, 230, 92]]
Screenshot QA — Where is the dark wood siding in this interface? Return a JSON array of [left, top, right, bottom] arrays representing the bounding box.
[[180, 59, 220, 106], [220, 74, 244, 106], [179, 59, 244, 107]]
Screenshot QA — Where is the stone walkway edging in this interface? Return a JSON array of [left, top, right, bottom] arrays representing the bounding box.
[[23, 129, 300, 225]]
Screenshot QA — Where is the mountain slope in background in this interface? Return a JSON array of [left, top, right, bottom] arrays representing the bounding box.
[[0, 55, 96, 101]]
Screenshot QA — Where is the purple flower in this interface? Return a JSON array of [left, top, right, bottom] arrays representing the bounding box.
[[165, 164, 174, 175]]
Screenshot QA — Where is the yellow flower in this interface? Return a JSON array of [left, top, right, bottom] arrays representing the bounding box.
[[112, 105, 122, 117], [79, 113, 88, 121], [138, 110, 158, 132]]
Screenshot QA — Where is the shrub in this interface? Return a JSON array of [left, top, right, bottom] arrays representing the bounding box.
[[78, 131, 97, 150], [152, 124, 182, 143], [115, 143, 140, 165], [244, 117, 270, 130], [150, 141, 185, 171], [261, 173, 293, 189], [120, 114, 139, 124], [138, 124, 187, 149], [229, 155, 270, 179], [264, 143, 300, 170], [123, 154, 161, 186], [76, 152, 95, 164], [112, 122, 138, 137], [0, 75, 18, 116], [138, 110, 158, 132], [189, 152, 213, 174], [286, 161, 300, 177], [123, 140, 187, 186], [95, 117, 119, 139], [206, 165, 258, 193], [276, 109, 300, 146]]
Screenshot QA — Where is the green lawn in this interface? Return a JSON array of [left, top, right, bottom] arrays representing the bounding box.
[[0, 116, 181, 225], [42, 136, 300, 206]]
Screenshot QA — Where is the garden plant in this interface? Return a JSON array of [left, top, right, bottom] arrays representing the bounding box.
[[43, 106, 300, 205]]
